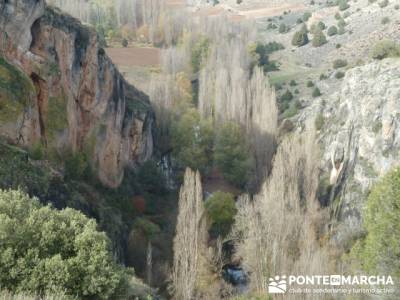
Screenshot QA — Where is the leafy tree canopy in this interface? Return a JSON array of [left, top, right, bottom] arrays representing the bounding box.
[[0, 189, 132, 299], [205, 191, 237, 237], [351, 168, 400, 278], [214, 122, 252, 188]]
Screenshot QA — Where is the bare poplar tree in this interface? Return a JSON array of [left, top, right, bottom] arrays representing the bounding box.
[[170, 168, 207, 300], [232, 127, 333, 299]]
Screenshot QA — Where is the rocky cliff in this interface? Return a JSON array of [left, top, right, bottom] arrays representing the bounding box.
[[0, 0, 154, 188], [299, 58, 400, 247]]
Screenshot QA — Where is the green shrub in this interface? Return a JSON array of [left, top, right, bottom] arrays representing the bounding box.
[[279, 23, 288, 33], [338, 26, 346, 35], [136, 160, 166, 195], [282, 100, 301, 118], [64, 151, 91, 180], [132, 217, 160, 240], [263, 41, 285, 53], [335, 71, 345, 79], [336, 43, 342, 48], [205, 192, 237, 237], [289, 79, 297, 86], [0, 189, 132, 299], [314, 113, 325, 130], [381, 17, 390, 24], [335, 12, 342, 20], [379, 0, 389, 8], [122, 38, 128, 47], [171, 109, 214, 174], [280, 89, 294, 103], [312, 87, 322, 97], [302, 12, 312, 21], [291, 26, 309, 46], [320, 74, 328, 80], [250, 42, 283, 72], [338, 19, 347, 28], [350, 168, 400, 278], [338, 0, 350, 10], [29, 142, 45, 160], [0, 143, 50, 198], [191, 37, 210, 73], [327, 25, 338, 36], [312, 29, 327, 47], [371, 40, 400, 60], [214, 123, 252, 188], [333, 59, 348, 68], [317, 21, 326, 30], [307, 80, 314, 87]]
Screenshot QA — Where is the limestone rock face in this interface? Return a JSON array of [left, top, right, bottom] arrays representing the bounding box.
[[300, 58, 400, 245], [0, 0, 154, 188]]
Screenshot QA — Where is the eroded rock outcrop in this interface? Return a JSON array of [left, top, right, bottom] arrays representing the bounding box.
[[300, 58, 400, 246], [0, 0, 154, 187]]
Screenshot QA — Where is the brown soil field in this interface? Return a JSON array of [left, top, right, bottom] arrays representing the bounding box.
[[193, 2, 306, 21], [106, 47, 160, 67], [238, 3, 306, 19]]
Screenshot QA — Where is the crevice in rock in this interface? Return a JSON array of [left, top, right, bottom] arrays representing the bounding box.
[[31, 72, 48, 146]]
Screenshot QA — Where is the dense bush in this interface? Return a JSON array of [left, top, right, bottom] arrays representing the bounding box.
[[121, 38, 128, 47], [307, 80, 314, 87], [282, 100, 301, 118], [338, 0, 350, 10], [333, 59, 348, 69], [312, 29, 327, 47], [136, 160, 166, 195], [312, 87, 322, 97], [29, 142, 45, 160], [302, 12, 312, 21], [205, 191, 237, 237], [280, 89, 294, 101], [381, 17, 390, 24], [371, 40, 400, 60], [335, 71, 345, 79], [64, 151, 91, 181], [327, 25, 338, 36], [214, 123, 252, 188], [351, 168, 400, 278], [171, 109, 214, 174], [314, 113, 325, 130], [191, 37, 210, 73], [250, 42, 283, 72], [291, 25, 309, 47], [279, 23, 289, 33], [317, 21, 326, 31], [379, 0, 389, 8], [0, 143, 49, 198], [0, 189, 133, 299]]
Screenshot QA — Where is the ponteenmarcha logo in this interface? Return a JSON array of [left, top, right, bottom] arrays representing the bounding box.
[[268, 275, 287, 293], [266, 274, 394, 295]]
